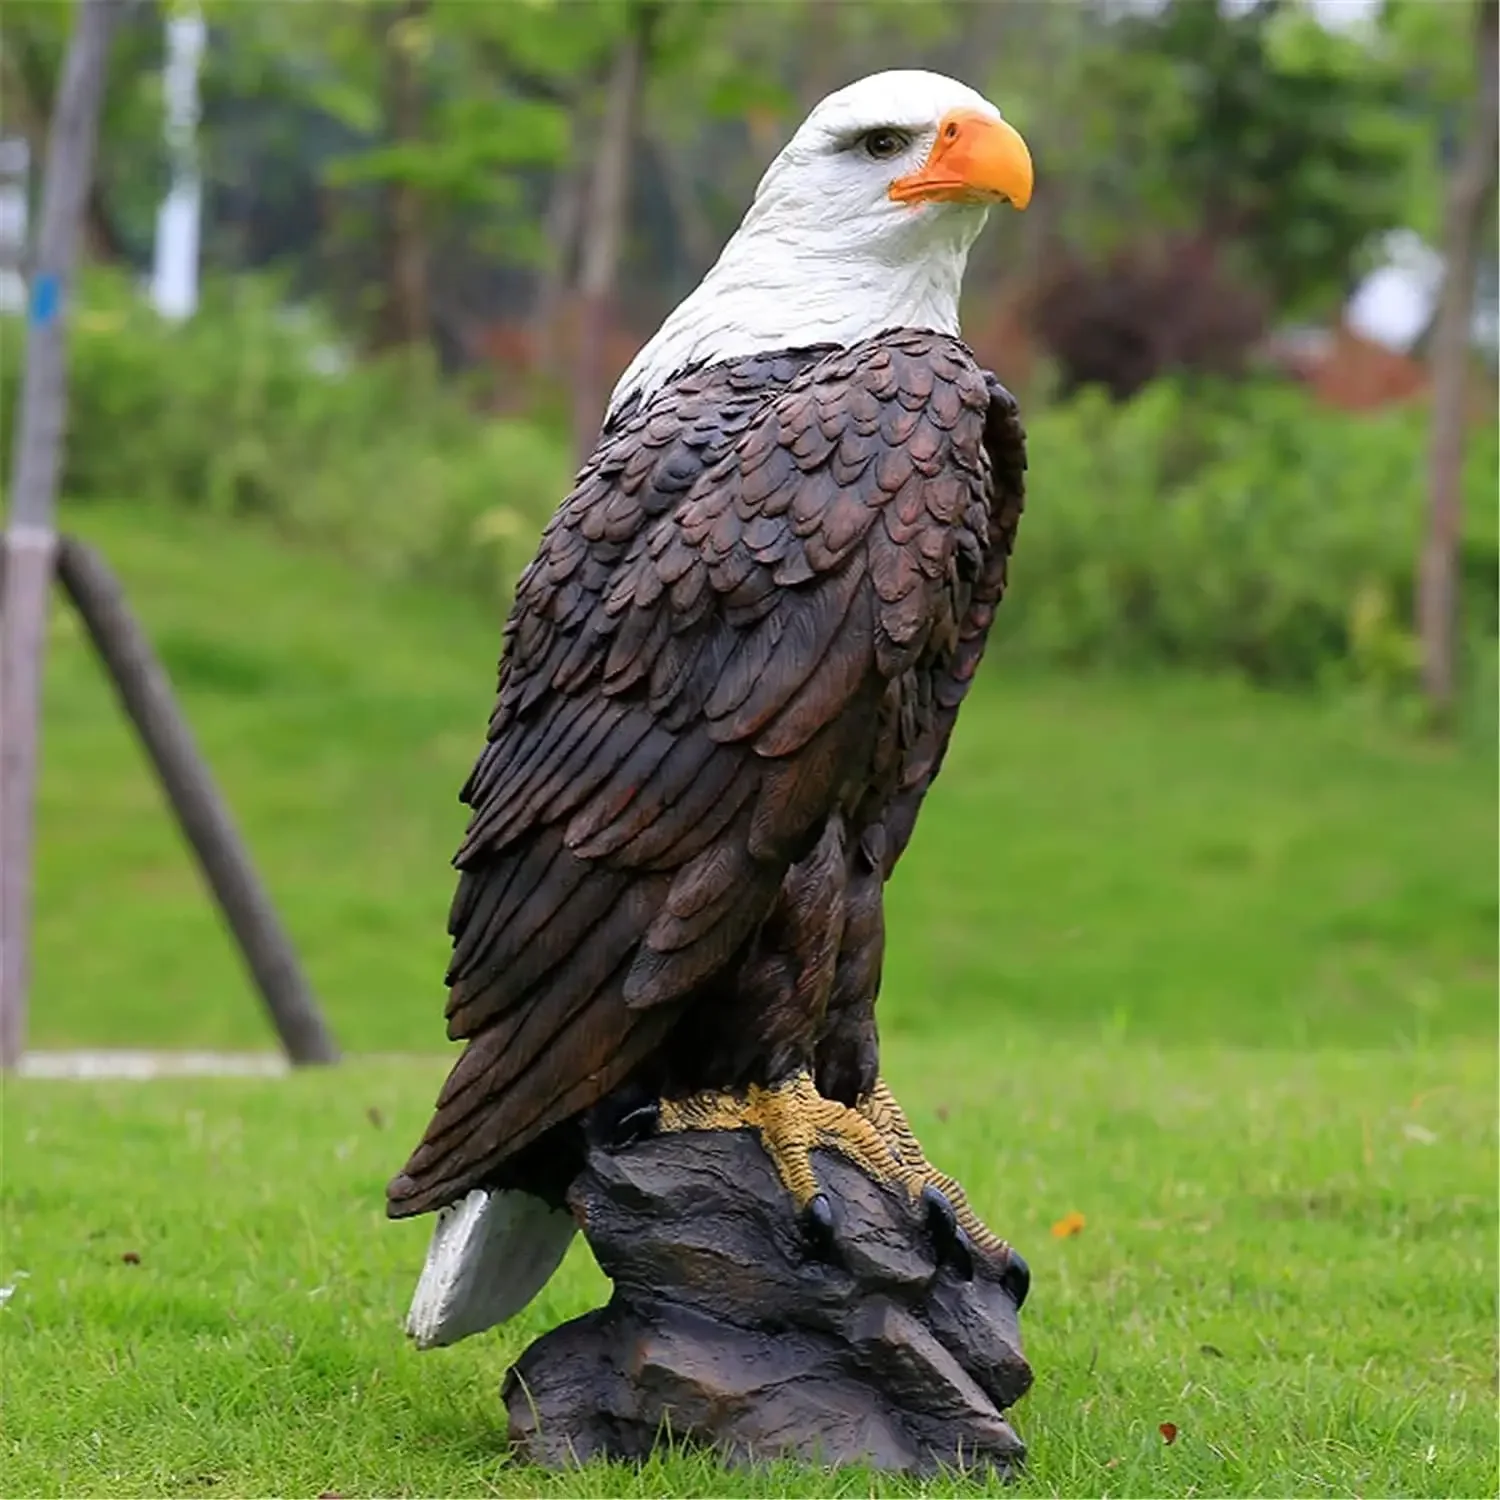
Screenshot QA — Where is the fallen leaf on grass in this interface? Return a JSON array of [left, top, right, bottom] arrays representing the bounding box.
[[1159, 1421, 1179, 1445], [1199, 1342, 1225, 1358], [1402, 1122, 1438, 1145], [366, 1106, 385, 1130], [1051, 1210, 1087, 1238], [121, 1251, 141, 1266], [1104, 1458, 1120, 1470], [935, 1104, 950, 1123]]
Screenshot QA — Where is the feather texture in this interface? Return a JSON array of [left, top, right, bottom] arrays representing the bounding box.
[[387, 331, 1026, 1220]]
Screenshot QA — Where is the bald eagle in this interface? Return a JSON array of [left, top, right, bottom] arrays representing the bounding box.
[[390, 70, 1034, 1348]]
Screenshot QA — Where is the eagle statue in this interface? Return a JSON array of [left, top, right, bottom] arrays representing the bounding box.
[[389, 69, 1034, 1348]]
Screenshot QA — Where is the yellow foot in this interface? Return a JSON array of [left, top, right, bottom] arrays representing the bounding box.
[[854, 1078, 1013, 1267], [657, 1072, 1027, 1303], [659, 1069, 904, 1213]]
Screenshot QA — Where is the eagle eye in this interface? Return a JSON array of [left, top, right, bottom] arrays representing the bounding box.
[[859, 127, 910, 161]]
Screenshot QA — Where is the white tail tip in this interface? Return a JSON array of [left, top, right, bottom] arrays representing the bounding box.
[[405, 1189, 576, 1349]]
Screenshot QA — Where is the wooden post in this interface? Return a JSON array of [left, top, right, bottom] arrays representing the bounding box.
[[1, 0, 336, 1067], [1417, 0, 1499, 717], [0, 0, 122, 1069], [54, 537, 339, 1065]]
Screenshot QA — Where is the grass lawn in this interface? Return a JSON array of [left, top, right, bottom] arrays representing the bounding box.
[[4, 501, 1497, 1497], [5, 1044, 1494, 1498], [26, 504, 1496, 1056]]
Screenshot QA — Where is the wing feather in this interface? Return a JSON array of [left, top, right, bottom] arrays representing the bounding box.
[[389, 332, 1014, 1219]]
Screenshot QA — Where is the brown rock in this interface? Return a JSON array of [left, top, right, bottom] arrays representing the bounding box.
[[503, 1130, 1030, 1475]]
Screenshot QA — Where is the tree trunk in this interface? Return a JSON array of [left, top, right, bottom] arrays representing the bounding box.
[[1417, 0, 1498, 717], [373, 0, 430, 350], [533, 157, 584, 379], [796, 0, 844, 115], [650, 121, 717, 285], [82, 179, 124, 261], [4, 11, 124, 265], [1, 0, 122, 1067], [573, 2, 658, 461]]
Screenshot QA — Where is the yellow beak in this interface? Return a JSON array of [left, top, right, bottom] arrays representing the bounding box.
[[888, 110, 1033, 211]]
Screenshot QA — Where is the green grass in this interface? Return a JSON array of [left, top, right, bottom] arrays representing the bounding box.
[[5, 1044, 1495, 1497], [5, 500, 1497, 1496], [27, 504, 1496, 1054]]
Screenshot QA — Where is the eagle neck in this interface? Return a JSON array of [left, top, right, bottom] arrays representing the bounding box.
[[608, 229, 972, 420]]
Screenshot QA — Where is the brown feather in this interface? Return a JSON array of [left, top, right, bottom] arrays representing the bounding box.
[[562, 724, 680, 849], [711, 556, 864, 742], [570, 725, 719, 860], [390, 331, 1029, 1220], [756, 587, 877, 757]]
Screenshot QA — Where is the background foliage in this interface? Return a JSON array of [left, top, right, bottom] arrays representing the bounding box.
[[3, 1, 1491, 702], [7, 263, 1491, 695], [1, 6, 1495, 1495]]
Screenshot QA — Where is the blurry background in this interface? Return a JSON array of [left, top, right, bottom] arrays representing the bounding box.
[[5, 10, 1496, 1490], [0, 0, 1494, 1057]]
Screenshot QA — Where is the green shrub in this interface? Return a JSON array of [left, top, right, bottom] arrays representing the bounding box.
[[3, 272, 1493, 694], [0, 268, 571, 599], [1010, 379, 1498, 689]]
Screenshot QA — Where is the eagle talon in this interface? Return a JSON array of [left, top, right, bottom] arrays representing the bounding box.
[[922, 1182, 975, 1280], [999, 1246, 1030, 1309], [800, 1192, 839, 1259], [610, 1101, 661, 1149]]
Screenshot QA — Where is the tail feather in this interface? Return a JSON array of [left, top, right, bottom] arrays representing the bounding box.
[[405, 1189, 576, 1349]]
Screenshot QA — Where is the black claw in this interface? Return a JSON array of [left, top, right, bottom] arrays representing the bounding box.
[[1000, 1246, 1031, 1309], [922, 1184, 974, 1281], [611, 1101, 661, 1149], [800, 1193, 837, 1259]]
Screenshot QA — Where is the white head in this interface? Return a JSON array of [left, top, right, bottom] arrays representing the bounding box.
[[609, 70, 1032, 417]]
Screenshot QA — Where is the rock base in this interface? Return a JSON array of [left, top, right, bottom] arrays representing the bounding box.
[[503, 1131, 1031, 1475]]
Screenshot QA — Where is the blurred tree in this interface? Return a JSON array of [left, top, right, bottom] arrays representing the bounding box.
[[27, 0, 1472, 406], [573, 0, 660, 455], [372, 0, 431, 350], [1417, 0, 1497, 719], [200, 0, 581, 354], [1038, 0, 1413, 316], [0, 0, 163, 265], [1378, 0, 1491, 245], [1021, 0, 1443, 394]]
